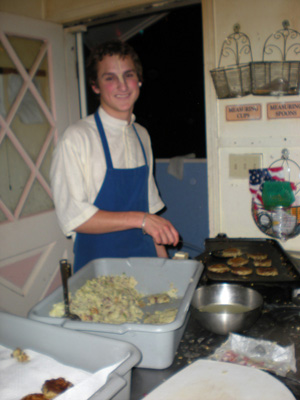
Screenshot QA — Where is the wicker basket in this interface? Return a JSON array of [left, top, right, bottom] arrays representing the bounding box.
[[211, 63, 251, 99], [251, 61, 300, 96], [251, 21, 300, 96], [210, 24, 252, 99]]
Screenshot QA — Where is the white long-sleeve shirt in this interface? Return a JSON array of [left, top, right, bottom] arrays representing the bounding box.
[[50, 107, 164, 237]]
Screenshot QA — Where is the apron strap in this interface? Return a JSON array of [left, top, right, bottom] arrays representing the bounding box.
[[133, 124, 148, 166], [94, 112, 113, 169]]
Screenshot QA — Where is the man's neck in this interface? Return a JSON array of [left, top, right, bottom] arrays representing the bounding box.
[[100, 104, 132, 124]]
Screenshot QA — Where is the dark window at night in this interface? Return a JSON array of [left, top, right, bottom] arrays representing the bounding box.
[[86, 4, 205, 159]]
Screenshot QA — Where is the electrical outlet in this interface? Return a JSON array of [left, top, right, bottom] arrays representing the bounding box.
[[229, 154, 263, 178]]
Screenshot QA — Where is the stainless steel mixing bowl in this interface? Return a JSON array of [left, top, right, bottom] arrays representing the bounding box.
[[191, 284, 263, 335]]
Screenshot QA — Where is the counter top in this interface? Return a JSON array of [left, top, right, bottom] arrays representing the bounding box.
[[131, 292, 300, 400]]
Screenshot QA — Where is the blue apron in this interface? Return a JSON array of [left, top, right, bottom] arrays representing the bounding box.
[[73, 112, 157, 272]]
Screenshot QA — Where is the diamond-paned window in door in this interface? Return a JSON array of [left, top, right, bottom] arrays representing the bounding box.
[[0, 34, 55, 221], [0, 13, 75, 317]]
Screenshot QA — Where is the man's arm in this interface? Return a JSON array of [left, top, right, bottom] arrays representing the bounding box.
[[75, 210, 179, 247], [154, 242, 169, 258]]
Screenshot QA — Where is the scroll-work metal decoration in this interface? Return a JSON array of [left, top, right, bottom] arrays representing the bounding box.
[[210, 24, 253, 99], [251, 21, 300, 96], [263, 20, 300, 62]]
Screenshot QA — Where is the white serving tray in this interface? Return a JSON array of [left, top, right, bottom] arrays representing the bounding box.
[[144, 359, 296, 400]]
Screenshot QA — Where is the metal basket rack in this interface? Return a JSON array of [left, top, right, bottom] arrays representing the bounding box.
[[252, 149, 300, 240], [210, 24, 253, 99], [251, 20, 300, 96]]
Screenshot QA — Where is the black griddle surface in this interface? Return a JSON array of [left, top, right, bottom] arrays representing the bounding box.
[[197, 237, 300, 284]]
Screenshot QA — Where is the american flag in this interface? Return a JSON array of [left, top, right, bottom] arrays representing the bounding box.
[[249, 167, 286, 206]]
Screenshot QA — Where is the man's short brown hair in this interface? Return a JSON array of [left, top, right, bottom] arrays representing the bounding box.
[[86, 40, 143, 87]]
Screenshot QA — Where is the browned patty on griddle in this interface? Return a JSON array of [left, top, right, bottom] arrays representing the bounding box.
[[247, 253, 268, 261], [230, 266, 253, 276], [220, 248, 243, 257], [227, 257, 249, 267], [207, 263, 231, 273], [256, 267, 278, 276], [253, 259, 272, 267]]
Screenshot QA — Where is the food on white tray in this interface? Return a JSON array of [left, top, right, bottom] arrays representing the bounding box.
[[21, 377, 73, 400], [207, 264, 230, 273], [227, 257, 249, 267], [11, 347, 30, 362], [21, 394, 47, 400], [42, 377, 73, 399], [49, 274, 178, 324]]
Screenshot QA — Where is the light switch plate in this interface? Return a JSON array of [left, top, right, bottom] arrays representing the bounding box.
[[229, 154, 263, 178]]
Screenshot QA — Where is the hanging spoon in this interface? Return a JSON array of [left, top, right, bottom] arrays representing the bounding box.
[[60, 259, 81, 321]]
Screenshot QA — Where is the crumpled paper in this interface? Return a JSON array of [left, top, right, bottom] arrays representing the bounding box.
[[0, 344, 120, 400], [208, 333, 297, 377], [167, 153, 196, 180]]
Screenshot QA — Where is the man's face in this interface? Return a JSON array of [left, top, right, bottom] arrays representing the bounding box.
[[92, 54, 140, 121]]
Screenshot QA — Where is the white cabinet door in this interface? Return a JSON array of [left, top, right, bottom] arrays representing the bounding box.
[[0, 12, 77, 316]]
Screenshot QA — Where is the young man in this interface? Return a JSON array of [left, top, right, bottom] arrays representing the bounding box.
[[50, 40, 179, 272]]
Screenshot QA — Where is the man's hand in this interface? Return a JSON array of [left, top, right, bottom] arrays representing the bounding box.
[[142, 213, 179, 247]]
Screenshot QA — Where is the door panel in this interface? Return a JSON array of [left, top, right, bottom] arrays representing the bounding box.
[[0, 13, 75, 316]]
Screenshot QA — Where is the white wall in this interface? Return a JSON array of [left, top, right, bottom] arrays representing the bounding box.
[[203, 0, 300, 251]]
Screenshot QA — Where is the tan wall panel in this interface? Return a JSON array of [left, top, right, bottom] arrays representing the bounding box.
[[0, 0, 44, 20], [45, 0, 167, 24], [0, 0, 176, 24]]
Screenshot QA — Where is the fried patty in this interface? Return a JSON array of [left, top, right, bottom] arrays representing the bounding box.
[[253, 259, 272, 267], [220, 247, 243, 257], [227, 257, 249, 267], [207, 263, 231, 273], [21, 395, 47, 400], [247, 253, 268, 261], [230, 266, 253, 276], [42, 378, 73, 399], [256, 267, 278, 276]]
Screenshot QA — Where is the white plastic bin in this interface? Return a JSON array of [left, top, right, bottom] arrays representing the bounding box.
[[28, 257, 203, 369], [0, 311, 141, 400]]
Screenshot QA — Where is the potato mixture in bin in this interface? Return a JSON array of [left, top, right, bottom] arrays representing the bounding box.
[[49, 274, 178, 324]]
